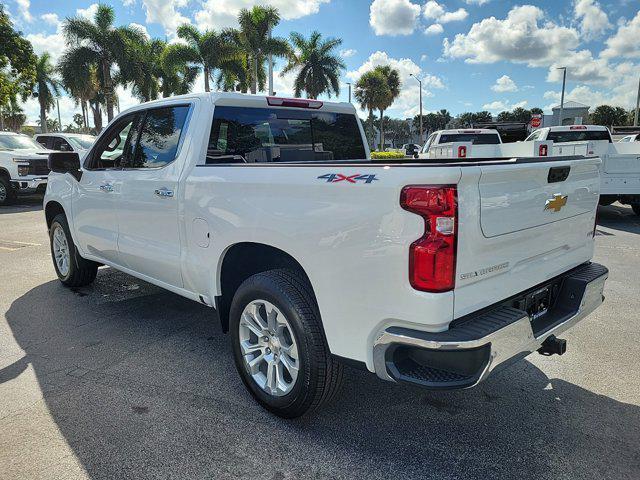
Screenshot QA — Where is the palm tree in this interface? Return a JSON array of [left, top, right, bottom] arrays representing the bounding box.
[[164, 25, 240, 93], [281, 31, 345, 99], [62, 4, 146, 122], [236, 6, 290, 94], [34, 53, 61, 133], [372, 65, 400, 150], [58, 51, 102, 132], [354, 70, 387, 150]]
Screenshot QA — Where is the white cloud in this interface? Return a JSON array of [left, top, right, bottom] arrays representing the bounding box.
[[491, 75, 518, 92], [369, 0, 421, 36], [130, 22, 150, 39], [77, 3, 99, 20], [601, 10, 640, 59], [22, 96, 80, 128], [196, 0, 330, 31], [464, 0, 489, 5], [423, 1, 467, 23], [424, 23, 443, 35], [347, 51, 445, 117], [482, 99, 527, 111], [140, 0, 190, 37], [40, 13, 59, 26], [340, 48, 357, 58], [420, 54, 428, 61], [26, 18, 66, 64], [16, 0, 32, 22], [443, 5, 579, 66], [574, 0, 610, 41]]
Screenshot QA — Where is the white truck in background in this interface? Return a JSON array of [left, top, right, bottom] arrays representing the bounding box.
[[0, 132, 52, 206], [420, 125, 640, 215], [44, 92, 608, 418]]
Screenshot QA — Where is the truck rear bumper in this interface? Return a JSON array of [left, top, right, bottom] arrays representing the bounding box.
[[373, 262, 608, 390]]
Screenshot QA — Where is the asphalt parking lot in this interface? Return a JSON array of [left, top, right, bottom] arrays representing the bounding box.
[[1, 196, 639, 480]]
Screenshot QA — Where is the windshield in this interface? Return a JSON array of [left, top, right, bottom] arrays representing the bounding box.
[[206, 106, 366, 163], [547, 130, 612, 143], [438, 133, 500, 145], [67, 135, 95, 150], [0, 135, 44, 151]]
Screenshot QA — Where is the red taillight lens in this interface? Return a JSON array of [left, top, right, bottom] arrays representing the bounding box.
[[539, 144, 548, 156], [400, 186, 458, 293], [266, 96, 323, 109], [458, 146, 467, 158]]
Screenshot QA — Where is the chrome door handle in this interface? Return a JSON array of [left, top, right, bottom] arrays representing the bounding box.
[[154, 188, 174, 198], [99, 183, 114, 192]]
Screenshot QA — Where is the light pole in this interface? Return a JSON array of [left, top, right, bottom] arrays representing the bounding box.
[[557, 66, 567, 126], [410, 73, 423, 144], [346, 82, 352, 103], [267, 28, 274, 96], [634, 75, 640, 127]]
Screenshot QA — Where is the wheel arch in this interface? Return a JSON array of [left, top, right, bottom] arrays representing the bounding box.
[[215, 242, 317, 334], [44, 201, 66, 229], [0, 167, 10, 179]]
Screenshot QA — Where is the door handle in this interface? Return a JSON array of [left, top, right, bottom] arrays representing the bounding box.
[[99, 183, 114, 192], [154, 187, 174, 198]]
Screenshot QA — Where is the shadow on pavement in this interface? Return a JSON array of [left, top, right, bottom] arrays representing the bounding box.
[[0, 194, 44, 214], [3, 268, 639, 479], [597, 203, 640, 235]]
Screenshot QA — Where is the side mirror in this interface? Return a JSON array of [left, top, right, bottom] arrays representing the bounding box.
[[48, 152, 82, 181]]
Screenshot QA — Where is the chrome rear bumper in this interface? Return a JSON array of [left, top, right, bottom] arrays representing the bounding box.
[[373, 263, 608, 389]]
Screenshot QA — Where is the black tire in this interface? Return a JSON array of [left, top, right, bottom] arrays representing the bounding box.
[[632, 204, 640, 216], [49, 213, 98, 287], [0, 175, 16, 206], [230, 269, 343, 418]]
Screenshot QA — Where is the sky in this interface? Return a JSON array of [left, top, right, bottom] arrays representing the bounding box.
[[5, 0, 640, 127]]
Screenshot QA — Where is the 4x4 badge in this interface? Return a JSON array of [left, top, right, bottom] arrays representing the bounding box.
[[317, 173, 378, 184]]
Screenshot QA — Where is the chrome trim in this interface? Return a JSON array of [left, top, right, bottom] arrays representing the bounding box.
[[373, 271, 607, 385]]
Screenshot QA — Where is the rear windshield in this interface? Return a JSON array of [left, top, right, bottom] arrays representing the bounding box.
[[547, 130, 612, 143], [438, 133, 500, 145], [206, 106, 366, 163]]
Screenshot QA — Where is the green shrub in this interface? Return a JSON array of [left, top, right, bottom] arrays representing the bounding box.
[[370, 151, 406, 159]]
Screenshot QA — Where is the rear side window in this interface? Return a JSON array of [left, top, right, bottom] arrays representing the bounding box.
[[126, 105, 190, 168], [438, 133, 500, 145], [547, 130, 612, 143], [36, 136, 50, 148], [206, 106, 366, 163]]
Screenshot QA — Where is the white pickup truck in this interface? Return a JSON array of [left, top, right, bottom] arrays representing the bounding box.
[[0, 132, 52, 206], [526, 126, 640, 213], [417, 129, 502, 158], [44, 93, 608, 417]]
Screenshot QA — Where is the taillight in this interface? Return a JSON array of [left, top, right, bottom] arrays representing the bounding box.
[[400, 185, 458, 293], [458, 146, 467, 158], [539, 144, 548, 156], [266, 96, 323, 109]]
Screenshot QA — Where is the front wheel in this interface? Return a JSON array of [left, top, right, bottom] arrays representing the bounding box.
[[229, 269, 343, 418], [49, 214, 98, 287], [0, 176, 16, 206]]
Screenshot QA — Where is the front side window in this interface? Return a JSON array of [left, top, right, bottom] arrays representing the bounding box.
[[86, 114, 140, 170], [126, 106, 190, 168], [206, 106, 366, 164]]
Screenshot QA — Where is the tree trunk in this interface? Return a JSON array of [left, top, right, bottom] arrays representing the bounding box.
[[40, 100, 48, 134], [90, 101, 102, 132], [102, 58, 114, 122], [251, 56, 258, 94], [368, 109, 374, 150], [379, 109, 385, 151], [204, 66, 211, 92]]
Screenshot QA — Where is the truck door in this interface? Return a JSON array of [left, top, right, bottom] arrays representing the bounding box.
[[116, 104, 191, 288], [73, 113, 140, 265]]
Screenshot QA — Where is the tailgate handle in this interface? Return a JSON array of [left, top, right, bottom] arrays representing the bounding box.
[[548, 166, 570, 183]]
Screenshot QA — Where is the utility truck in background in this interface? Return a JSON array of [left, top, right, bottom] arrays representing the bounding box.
[[44, 92, 608, 417]]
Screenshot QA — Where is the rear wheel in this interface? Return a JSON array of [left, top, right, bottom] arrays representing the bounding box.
[[49, 213, 98, 287], [0, 176, 16, 206], [230, 269, 342, 418]]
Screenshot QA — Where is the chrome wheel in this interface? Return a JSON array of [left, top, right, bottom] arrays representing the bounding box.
[[238, 300, 300, 397], [52, 224, 70, 277]]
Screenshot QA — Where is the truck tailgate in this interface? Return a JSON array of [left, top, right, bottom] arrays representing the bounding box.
[[454, 156, 600, 318]]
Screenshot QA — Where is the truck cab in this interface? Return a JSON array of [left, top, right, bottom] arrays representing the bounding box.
[[418, 129, 502, 157]]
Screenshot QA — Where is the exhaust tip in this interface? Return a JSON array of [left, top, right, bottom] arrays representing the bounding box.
[[537, 335, 567, 356]]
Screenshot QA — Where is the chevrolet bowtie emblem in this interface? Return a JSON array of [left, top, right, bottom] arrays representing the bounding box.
[[545, 194, 568, 212]]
